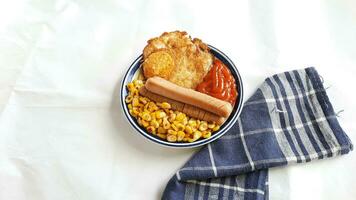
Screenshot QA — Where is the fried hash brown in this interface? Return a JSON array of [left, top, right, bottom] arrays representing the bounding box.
[[142, 31, 213, 89]]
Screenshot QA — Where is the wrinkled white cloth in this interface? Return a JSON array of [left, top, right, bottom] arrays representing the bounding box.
[[0, 0, 355, 200]]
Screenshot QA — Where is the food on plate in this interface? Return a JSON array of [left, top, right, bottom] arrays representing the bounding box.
[[196, 59, 238, 104], [125, 80, 220, 142], [125, 31, 238, 143], [142, 50, 175, 80], [142, 31, 213, 89], [145, 77, 233, 118], [139, 87, 226, 125]]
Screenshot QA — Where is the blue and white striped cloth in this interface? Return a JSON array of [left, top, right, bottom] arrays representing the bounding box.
[[162, 67, 353, 200]]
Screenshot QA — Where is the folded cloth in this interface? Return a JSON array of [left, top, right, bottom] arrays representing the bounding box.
[[162, 67, 353, 200]]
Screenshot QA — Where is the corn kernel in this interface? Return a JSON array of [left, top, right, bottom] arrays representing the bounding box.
[[132, 108, 139, 116], [127, 83, 135, 91], [157, 133, 166, 139], [133, 79, 143, 87], [127, 104, 132, 109], [144, 103, 150, 111], [161, 102, 171, 109], [168, 130, 177, 135], [167, 134, 177, 142], [133, 89, 139, 96], [188, 119, 197, 128], [155, 111, 166, 119], [208, 123, 215, 129], [185, 126, 193, 134], [157, 127, 167, 134], [162, 118, 171, 129], [171, 124, 178, 131], [137, 118, 143, 125], [150, 112, 156, 120], [168, 113, 176, 122], [199, 121, 208, 131], [148, 102, 158, 112], [177, 131, 185, 141], [187, 138, 194, 143], [132, 97, 140, 107], [139, 97, 149, 104], [184, 126, 193, 134], [150, 120, 159, 128], [176, 113, 186, 122], [141, 119, 149, 127], [212, 125, 220, 132], [125, 95, 133, 103], [137, 103, 144, 109], [176, 123, 185, 131], [182, 117, 188, 125], [193, 130, 202, 140], [141, 112, 151, 121], [202, 131, 211, 139], [139, 106, 145, 112], [146, 126, 156, 134], [129, 109, 135, 117]]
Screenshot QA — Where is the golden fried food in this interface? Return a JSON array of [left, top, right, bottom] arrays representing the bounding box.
[[142, 50, 175, 80], [142, 31, 213, 89]]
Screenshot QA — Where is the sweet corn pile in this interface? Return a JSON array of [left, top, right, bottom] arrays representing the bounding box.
[[125, 80, 220, 143]]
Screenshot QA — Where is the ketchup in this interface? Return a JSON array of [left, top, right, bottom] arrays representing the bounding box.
[[196, 59, 238, 105]]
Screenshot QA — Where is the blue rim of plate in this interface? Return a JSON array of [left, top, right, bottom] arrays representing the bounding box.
[[120, 45, 244, 148]]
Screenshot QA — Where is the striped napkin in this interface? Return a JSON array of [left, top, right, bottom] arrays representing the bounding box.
[[162, 67, 353, 200]]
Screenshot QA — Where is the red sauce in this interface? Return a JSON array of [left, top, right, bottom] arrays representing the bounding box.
[[196, 59, 238, 105]]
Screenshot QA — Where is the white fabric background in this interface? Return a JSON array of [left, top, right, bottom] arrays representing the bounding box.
[[0, 0, 355, 199]]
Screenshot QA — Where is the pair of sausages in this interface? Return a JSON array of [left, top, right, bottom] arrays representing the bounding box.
[[140, 77, 233, 125]]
